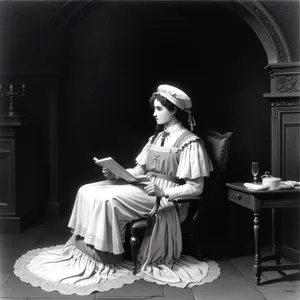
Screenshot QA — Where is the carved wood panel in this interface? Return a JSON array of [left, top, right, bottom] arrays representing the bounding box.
[[282, 120, 300, 181]]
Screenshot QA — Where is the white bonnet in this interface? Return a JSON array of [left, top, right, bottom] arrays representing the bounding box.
[[153, 84, 196, 131], [154, 84, 192, 110]]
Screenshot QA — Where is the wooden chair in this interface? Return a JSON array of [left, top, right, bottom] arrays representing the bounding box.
[[127, 130, 233, 274]]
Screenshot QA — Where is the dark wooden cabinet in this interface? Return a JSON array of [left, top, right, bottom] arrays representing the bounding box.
[[0, 115, 37, 233], [269, 99, 300, 262], [264, 63, 300, 263]]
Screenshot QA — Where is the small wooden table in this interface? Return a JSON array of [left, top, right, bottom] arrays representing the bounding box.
[[226, 182, 300, 285]]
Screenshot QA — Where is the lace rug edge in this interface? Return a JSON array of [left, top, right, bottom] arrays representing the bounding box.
[[14, 245, 221, 295]]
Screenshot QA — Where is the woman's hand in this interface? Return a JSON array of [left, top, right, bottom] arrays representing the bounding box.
[[144, 182, 165, 197], [102, 167, 116, 180]]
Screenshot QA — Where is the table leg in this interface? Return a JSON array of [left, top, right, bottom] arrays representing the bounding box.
[[230, 203, 237, 254], [272, 208, 282, 265], [253, 212, 261, 285]]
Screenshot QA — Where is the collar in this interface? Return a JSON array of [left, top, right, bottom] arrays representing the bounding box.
[[164, 122, 183, 134]]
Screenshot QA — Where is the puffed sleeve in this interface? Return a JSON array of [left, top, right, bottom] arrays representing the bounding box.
[[135, 135, 154, 166], [176, 138, 213, 179]]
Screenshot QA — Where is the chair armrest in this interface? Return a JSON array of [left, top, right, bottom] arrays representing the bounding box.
[[169, 196, 204, 203]]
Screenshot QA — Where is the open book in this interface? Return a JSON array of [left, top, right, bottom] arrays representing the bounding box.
[[93, 157, 150, 184]]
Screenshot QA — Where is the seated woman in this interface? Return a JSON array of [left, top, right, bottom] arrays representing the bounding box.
[[15, 84, 220, 295]]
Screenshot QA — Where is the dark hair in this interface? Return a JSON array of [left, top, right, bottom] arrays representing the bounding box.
[[149, 93, 193, 144]]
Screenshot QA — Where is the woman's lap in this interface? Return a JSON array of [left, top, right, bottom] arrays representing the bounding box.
[[68, 180, 156, 254]]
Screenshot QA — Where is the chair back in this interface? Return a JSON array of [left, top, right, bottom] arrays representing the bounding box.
[[181, 130, 233, 238], [201, 130, 233, 192]]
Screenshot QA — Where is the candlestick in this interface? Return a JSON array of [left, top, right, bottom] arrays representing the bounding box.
[[0, 83, 26, 116]]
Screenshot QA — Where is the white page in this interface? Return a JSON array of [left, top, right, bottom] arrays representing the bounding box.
[[93, 157, 138, 183]]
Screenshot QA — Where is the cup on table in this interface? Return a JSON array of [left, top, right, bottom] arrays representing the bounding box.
[[262, 176, 281, 190]]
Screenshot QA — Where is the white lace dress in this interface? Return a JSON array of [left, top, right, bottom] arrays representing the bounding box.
[[14, 122, 220, 295]]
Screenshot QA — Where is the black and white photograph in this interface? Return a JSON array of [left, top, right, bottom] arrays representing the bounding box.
[[0, 0, 299, 299]]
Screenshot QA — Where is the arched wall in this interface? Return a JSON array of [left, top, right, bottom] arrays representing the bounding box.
[[225, 0, 299, 99], [231, 0, 292, 64], [45, 0, 292, 65], [42, 0, 296, 98]]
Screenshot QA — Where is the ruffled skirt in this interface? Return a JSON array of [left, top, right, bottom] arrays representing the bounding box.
[[14, 179, 220, 295], [15, 240, 220, 295]]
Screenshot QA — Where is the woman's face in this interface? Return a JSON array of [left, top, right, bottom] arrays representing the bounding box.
[[153, 99, 174, 126]]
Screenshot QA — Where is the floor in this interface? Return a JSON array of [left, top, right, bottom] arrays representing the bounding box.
[[0, 216, 299, 300]]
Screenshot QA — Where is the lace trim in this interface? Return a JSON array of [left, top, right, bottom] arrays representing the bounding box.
[[14, 245, 142, 295], [179, 136, 203, 151], [14, 246, 221, 295]]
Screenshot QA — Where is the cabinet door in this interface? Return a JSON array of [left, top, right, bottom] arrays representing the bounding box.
[[272, 106, 300, 262], [272, 107, 300, 180], [0, 138, 16, 215]]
